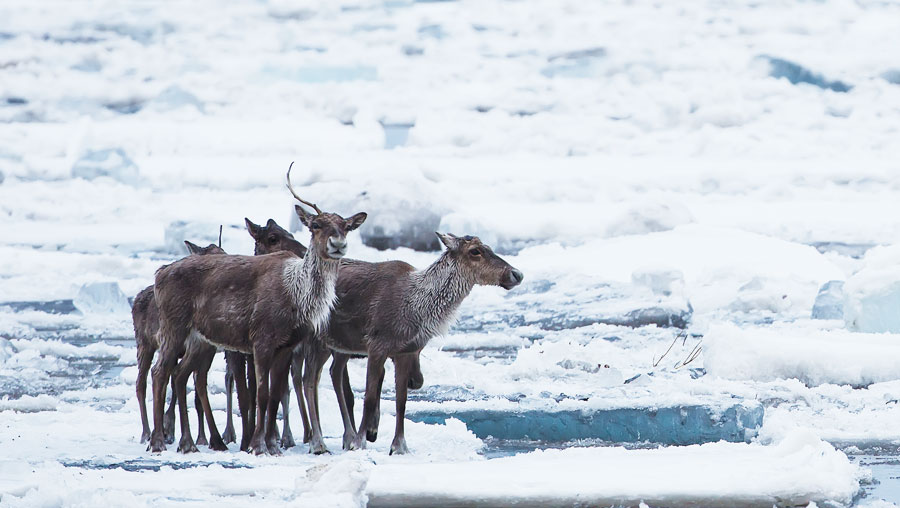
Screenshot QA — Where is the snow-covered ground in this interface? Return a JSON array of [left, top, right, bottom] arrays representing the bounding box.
[[2, 0, 900, 506]]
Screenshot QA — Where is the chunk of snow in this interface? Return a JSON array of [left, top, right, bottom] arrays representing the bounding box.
[[0, 394, 57, 413], [365, 431, 861, 507], [148, 85, 204, 113], [70, 148, 139, 185], [632, 267, 685, 297], [705, 323, 900, 387], [73, 282, 132, 315], [605, 201, 694, 237], [812, 280, 844, 320]]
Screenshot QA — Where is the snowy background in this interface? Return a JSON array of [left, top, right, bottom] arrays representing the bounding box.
[[2, 0, 900, 506]]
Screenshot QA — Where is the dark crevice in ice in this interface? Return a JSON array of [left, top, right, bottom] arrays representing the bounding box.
[[62, 458, 251, 472], [761, 56, 852, 93], [0, 299, 78, 314]]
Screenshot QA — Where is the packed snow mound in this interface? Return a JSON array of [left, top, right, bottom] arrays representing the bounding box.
[[845, 245, 900, 333], [366, 431, 861, 507], [163, 221, 223, 255], [704, 323, 900, 387], [73, 282, 131, 315], [287, 169, 450, 252]]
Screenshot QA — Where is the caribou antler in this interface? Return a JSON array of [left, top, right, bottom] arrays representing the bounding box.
[[285, 162, 322, 215], [218, 225, 223, 248]]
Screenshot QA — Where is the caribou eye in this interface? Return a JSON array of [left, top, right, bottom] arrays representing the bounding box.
[[267, 236, 278, 245], [469, 248, 482, 257], [310, 222, 321, 230]]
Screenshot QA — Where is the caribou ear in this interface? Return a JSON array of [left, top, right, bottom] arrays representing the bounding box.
[[184, 240, 203, 255], [295, 205, 313, 228], [245, 218, 262, 239], [345, 212, 367, 232], [436, 232, 460, 250], [266, 218, 277, 228]]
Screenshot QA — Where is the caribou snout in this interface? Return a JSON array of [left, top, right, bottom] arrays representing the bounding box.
[[326, 236, 348, 258], [501, 268, 524, 290]]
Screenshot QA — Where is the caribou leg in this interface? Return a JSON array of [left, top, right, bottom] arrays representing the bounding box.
[[196, 347, 227, 451], [163, 376, 177, 444], [149, 327, 184, 453], [265, 349, 292, 455], [349, 354, 386, 451], [390, 354, 415, 455], [248, 351, 273, 455], [136, 344, 154, 444], [222, 351, 238, 444], [302, 345, 331, 454], [330, 353, 356, 450], [172, 355, 198, 454], [194, 374, 208, 447], [290, 350, 312, 444], [230, 352, 253, 452], [280, 381, 295, 449]]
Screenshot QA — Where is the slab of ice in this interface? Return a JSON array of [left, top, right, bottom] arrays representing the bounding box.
[[406, 403, 763, 445], [148, 85, 204, 113], [705, 323, 900, 387], [70, 148, 139, 185], [813, 280, 845, 320], [366, 431, 861, 507], [844, 245, 900, 333], [73, 282, 131, 315]]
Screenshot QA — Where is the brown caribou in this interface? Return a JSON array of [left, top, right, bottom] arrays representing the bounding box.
[[133, 240, 225, 447], [220, 218, 308, 450], [303, 233, 523, 454], [148, 165, 366, 455]]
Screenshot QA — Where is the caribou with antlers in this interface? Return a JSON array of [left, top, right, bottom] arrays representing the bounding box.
[[148, 164, 366, 455], [303, 233, 523, 454]]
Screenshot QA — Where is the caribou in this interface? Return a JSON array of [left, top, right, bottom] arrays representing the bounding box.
[[221, 217, 308, 450], [303, 233, 523, 454], [133, 239, 225, 448], [148, 165, 366, 455]]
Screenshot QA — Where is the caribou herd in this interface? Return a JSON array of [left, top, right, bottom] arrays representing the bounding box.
[[135, 164, 524, 456]]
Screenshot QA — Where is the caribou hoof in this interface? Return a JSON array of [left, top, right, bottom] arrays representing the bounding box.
[[366, 428, 378, 443], [347, 434, 366, 451], [222, 425, 237, 444], [209, 436, 228, 452], [196, 433, 208, 447], [140, 431, 151, 444], [308, 439, 329, 455], [303, 430, 312, 444], [281, 432, 296, 449], [342, 431, 356, 451], [248, 437, 269, 456], [148, 438, 166, 453], [390, 438, 409, 456], [267, 441, 283, 456], [177, 437, 199, 454]]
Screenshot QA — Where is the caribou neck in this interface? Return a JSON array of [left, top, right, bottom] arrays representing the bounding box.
[[405, 251, 474, 342], [282, 247, 340, 333]]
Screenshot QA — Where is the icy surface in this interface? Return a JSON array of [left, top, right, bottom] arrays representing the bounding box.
[[2, 0, 900, 505]]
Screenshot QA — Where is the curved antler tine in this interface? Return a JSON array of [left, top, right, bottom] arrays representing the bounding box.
[[285, 162, 323, 215]]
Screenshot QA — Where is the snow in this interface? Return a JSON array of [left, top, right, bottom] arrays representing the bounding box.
[[705, 323, 900, 388], [2, 0, 900, 505], [366, 431, 861, 508]]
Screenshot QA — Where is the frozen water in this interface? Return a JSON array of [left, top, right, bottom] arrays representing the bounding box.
[[406, 403, 763, 445], [762, 56, 853, 93], [813, 280, 845, 320], [70, 148, 139, 185], [882, 70, 900, 85], [73, 282, 131, 315]]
